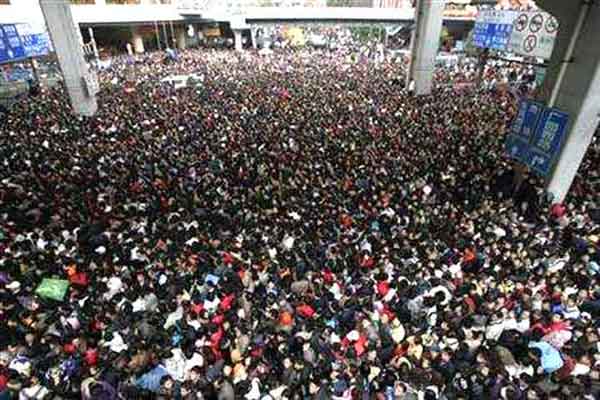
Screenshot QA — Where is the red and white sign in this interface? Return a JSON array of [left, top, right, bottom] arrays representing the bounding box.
[[508, 11, 558, 59]]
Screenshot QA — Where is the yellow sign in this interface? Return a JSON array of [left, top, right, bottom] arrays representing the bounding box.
[[203, 27, 221, 37], [283, 27, 305, 47]]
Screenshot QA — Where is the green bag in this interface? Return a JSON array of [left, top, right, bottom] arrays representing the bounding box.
[[36, 278, 70, 301]]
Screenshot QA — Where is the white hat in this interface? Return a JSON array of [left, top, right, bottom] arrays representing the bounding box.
[[6, 281, 21, 293]]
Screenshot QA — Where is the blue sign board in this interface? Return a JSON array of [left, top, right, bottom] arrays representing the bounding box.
[[473, 22, 514, 51], [531, 108, 570, 158], [527, 150, 554, 177], [0, 24, 26, 63], [20, 32, 52, 58], [511, 100, 544, 139], [0, 24, 52, 64], [505, 101, 570, 177], [505, 134, 530, 164]]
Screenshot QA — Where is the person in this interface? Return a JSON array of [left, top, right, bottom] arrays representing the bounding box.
[[1, 43, 600, 399]]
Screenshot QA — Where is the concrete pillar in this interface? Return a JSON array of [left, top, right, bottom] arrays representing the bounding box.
[[250, 27, 257, 49], [177, 27, 186, 50], [88, 27, 99, 59], [132, 30, 145, 54], [233, 29, 243, 52], [39, 0, 97, 116], [537, 0, 600, 203], [383, 27, 389, 48], [154, 21, 162, 51], [406, 0, 446, 95], [169, 21, 177, 49]]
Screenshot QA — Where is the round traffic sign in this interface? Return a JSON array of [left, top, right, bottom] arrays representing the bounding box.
[[515, 14, 528, 32], [545, 16, 559, 34], [530, 14, 544, 33], [523, 34, 537, 53]]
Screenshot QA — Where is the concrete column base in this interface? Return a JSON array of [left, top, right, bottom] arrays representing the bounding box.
[[132, 31, 145, 54], [234, 30, 243, 52], [177, 28, 186, 50], [251, 28, 258, 49]]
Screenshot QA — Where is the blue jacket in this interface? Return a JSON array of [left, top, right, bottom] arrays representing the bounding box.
[[135, 365, 168, 392], [529, 341, 563, 373]]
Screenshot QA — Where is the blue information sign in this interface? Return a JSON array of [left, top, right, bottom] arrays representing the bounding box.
[[473, 22, 514, 51], [511, 100, 543, 139], [0, 24, 26, 63], [20, 33, 52, 58], [0, 24, 52, 64], [505, 102, 570, 177], [531, 108, 570, 158], [527, 150, 554, 177], [505, 134, 530, 164]]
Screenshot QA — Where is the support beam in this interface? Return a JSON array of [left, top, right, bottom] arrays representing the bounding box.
[[406, 0, 445, 96], [176, 27, 186, 50], [39, 0, 97, 116], [162, 22, 170, 49], [169, 21, 176, 49], [250, 27, 258, 49], [132, 30, 145, 54], [88, 27, 99, 59], [154, 21, 162, 51], [233, 29, 243, 52], [537, 0, 600, 203]]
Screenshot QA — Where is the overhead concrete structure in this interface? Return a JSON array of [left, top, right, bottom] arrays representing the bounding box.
[[233, 30, 243, 51], [176, 27, 187, 50], [406, 0, 446, 95], [39, 0, 98, 117], [536, 0, 600, 203]]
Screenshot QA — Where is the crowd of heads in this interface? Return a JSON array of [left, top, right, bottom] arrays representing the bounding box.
[[1, 48, 600, 399]]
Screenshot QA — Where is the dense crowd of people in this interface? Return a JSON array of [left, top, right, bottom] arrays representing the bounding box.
[[1, 48, 600, 399]]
